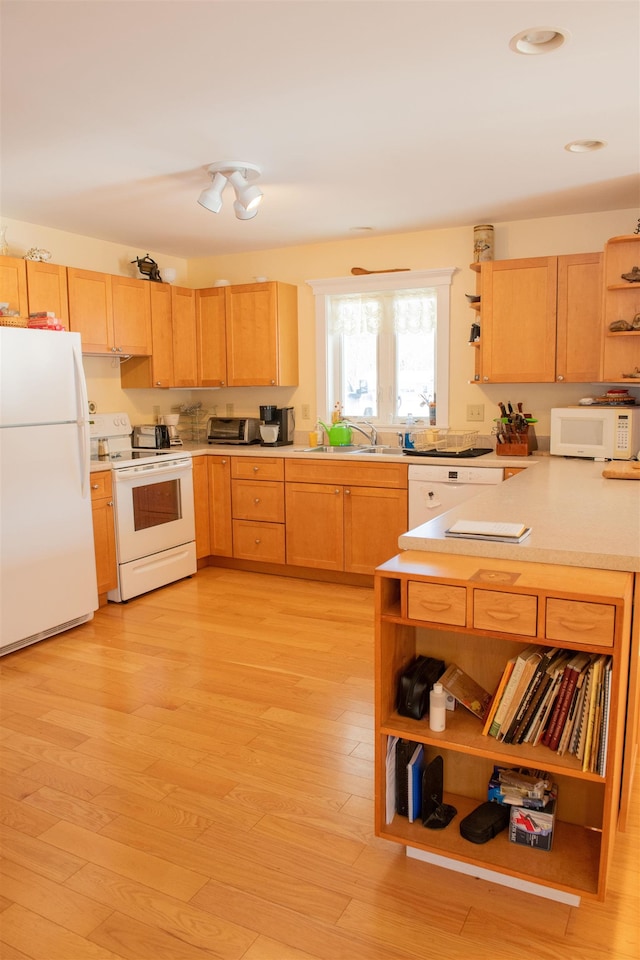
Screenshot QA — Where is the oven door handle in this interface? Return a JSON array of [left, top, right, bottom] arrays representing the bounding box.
[[113, 458, 192, 479]]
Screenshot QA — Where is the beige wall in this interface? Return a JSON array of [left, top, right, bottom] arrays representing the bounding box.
[[3, 209, 637, 437]]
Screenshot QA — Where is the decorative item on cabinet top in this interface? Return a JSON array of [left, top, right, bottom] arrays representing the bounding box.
[[24, 247, 52, 262], [131, 254, 163, 282]]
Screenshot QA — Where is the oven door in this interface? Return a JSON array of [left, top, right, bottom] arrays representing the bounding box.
[[112, 457, 195, 563]]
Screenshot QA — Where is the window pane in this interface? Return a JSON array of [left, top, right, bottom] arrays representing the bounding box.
[[396, 328, 435, 419], [342, 332, 377, 417]]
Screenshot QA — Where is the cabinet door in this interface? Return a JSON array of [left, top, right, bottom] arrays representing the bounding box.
[[192, 456, 210, 559], [225, 282, 279, 386], [196, 288, 227, 386], [344, 485, 408, 574], [481, 257, 557, 382], [111, 276, 152, 355], [556, 252, 602, 382], [208, 456, 233, 557], [67, 268, 114, 353], [25, 260, 69, 323], [171, 286, 197, 387], [90, 473, 116, 596], [285, 482, 343, 570], [0, 256, 28, 317], [149, 282, 173, 387]]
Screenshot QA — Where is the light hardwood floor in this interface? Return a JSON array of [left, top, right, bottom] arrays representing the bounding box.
[[0, 567, 638, 960]]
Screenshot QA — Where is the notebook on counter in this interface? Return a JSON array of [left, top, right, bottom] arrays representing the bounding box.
[[445, 520, 531, 543]]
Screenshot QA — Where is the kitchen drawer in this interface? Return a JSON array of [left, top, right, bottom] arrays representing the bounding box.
[[90, 471, 112, 500], [231, 457, 284, 481], [546, 598, 615, 648], [231, 479, 284, 522], [473, 589, 537, 637], [232, 520, 285, 563], [407, 581, 466, 626]]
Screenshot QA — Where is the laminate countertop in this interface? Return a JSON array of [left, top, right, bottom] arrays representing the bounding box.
[[398, 455, 640, 573]]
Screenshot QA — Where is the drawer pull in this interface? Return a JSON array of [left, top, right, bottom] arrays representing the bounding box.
[[421, 601, 453, 612], [254, 498, 261, 504], [557, 619, 596, 632], [255, 538, 261, 544], [485, 610, 520, 622], [253, 466, 259, 472], [91, 483, 99, 490]]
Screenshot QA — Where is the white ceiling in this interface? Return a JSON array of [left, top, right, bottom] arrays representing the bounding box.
[[1, 1, 639, 259]]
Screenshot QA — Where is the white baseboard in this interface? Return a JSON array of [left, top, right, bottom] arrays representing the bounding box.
[[406, 846, 581, 907]]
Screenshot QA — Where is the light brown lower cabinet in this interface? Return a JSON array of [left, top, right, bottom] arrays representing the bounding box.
[[285, 459, 408, 575], [231, 457, 285, 563], [90, 471, 117, 599], [191, 456, 210, 559], [207, 455, 233, 557], [375, 551, 633, 901]]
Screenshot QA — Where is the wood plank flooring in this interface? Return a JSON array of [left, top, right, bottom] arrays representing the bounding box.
[[1, 567, 638, 960]]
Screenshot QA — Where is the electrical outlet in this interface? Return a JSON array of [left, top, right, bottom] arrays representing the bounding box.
[[467, 404, 484, 422], [301, 403, 310, 421], [226, 403, 234, 417]]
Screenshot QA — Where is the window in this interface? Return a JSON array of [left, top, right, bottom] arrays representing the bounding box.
[[308, 269, 455, 427]]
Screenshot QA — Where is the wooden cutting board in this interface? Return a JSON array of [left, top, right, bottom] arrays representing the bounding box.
[[602, 462, 640, 480]]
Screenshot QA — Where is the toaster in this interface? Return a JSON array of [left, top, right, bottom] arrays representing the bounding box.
[[132, 424, 171, 449], [207, 417, 261, 444]]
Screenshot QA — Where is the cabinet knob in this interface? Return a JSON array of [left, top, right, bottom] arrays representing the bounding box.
[[270, 379, 275, 385], [345, 489, 351, 495], [483, 376, 489, 381], [254, 497, 261, 504], [556, 375, 564, 381], [254, 538, 261, 544], [108, 501, 113, 507], [335, 488, 340, 494], [222, 459, 227, 464], [253, 466, 259, 472], [91, 483, 99, 490], [155, 381, 162, 386]]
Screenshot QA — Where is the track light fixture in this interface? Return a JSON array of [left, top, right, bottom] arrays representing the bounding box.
[[198, 161, 263, 219]]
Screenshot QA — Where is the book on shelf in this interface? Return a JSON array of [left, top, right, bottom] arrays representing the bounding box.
[[575, 666, 594, 763], [529, 652, 574, 746], [482, 657, 515, 736], [385, 736, 399, 824], [596, 660, 613, 776], [501, 646, 548, 744], [556, 667, 588, 757], [407, 743, 424, 823], [582, 656, 607, 772], [445, 520, 531, 543], [439, 663, 492, 722], [543, 652, 592, 751], [395, 739, 416, 817], [513, 648, 565, 744], [487, 644, 540, 739]]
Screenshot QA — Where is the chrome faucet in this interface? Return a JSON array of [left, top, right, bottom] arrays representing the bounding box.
[[347, 420, 378, 446]]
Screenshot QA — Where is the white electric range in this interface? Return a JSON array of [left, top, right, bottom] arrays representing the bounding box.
[[90, 413, 196, 602]]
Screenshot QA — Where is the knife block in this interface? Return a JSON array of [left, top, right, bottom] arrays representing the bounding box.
[[496, 424, 537, 457]]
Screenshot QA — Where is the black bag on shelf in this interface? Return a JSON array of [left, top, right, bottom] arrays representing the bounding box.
[[459, 801, 510, 844], [396, 655, 445, 720]]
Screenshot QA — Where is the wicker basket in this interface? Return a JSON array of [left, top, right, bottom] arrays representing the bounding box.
[[0, 317, 28, 328]]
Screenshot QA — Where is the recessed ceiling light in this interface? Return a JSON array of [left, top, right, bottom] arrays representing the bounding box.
[[350, 226, 374, 232], [510, 27, 567, 55], [565, 139, 607, 153]]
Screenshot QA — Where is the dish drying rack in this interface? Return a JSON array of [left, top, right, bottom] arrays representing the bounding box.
[[406, 428, 479, 453]]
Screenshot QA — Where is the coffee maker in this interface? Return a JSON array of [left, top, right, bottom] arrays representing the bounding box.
[[259, 405, 295, 446]]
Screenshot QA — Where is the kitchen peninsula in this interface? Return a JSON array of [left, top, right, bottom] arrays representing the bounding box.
[[373, 453, 639, 904]]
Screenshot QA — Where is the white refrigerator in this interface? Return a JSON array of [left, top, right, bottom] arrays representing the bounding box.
[[0, 327, 98, 655]]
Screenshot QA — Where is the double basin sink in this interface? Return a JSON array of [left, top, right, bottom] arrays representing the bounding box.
[[300, 444, 402, 455]]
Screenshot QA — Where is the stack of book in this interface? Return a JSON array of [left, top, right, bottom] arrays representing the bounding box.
[[482, 646, 613, 774], [28, 311, 65, 330]]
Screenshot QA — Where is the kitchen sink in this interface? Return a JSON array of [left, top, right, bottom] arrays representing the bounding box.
[[299, 445, 360, 453], [352, 445, 403, 455]]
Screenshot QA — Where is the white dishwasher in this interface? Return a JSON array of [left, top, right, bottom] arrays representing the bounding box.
[[408, 463, 503, 529]]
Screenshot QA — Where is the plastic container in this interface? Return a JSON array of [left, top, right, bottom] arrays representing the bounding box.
[[429, 682, 447, 731]]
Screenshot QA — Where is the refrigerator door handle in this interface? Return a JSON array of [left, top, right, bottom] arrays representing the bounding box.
[[72, 338, 90, 498]]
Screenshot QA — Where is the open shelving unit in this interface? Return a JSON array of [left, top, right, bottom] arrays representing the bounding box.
[[374, 551, 633, 901], [601, 235, 640, 382]]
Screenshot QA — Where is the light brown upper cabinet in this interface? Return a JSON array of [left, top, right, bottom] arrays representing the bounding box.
[[120, 281, 173, 388], [0, 256, 28, 317], [475, 253, 602, 383], [196, 286, 227, 386], [601, 235, 640, 383], [224, 281, 298, 386], [25, 260, 69, 323], [68, 268, 152, 355], [170, 286, 197, 388]]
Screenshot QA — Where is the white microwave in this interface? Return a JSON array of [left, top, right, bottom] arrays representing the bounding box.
[[550, 406, 640, 460]]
